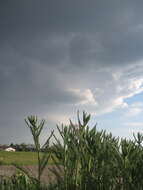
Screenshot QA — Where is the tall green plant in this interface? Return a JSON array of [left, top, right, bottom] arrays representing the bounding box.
[[51, 112, 143, 190], [2, 112, 143, 190], [14, 116, 54, 188]]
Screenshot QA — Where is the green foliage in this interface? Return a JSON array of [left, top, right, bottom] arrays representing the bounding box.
[[0, 174, 48, 190], [51, 111, 143, 190], [14, 115, 54, 188], [1, 112, 143, 189]]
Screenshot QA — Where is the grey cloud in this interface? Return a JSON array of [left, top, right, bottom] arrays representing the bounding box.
[[1, 0, 143, 143], [1, 0, 143, 37], [1, 0, 143, 67]]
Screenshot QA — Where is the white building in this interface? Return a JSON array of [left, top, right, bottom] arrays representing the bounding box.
[[5, 147, 16, 152]]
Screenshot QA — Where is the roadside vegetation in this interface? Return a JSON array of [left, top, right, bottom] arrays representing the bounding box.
[[1, 112, 143, 189]]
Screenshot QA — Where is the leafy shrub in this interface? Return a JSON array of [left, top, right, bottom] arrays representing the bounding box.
[[1, 112, 143, 190], [51, 112, 143, 190]]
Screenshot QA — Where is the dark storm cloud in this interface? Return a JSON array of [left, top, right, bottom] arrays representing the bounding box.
[[1, 0, 143, 65], [1, 0, 143, 143]]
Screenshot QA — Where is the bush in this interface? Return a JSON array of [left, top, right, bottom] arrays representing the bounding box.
[[51, 112, 143, 190], [1, 112, 143, 190]]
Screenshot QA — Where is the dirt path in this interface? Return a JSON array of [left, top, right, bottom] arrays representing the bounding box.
[[0, 165, 62, 184]]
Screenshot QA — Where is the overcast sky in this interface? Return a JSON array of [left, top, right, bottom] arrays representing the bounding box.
[[1, 0, 143, 144]]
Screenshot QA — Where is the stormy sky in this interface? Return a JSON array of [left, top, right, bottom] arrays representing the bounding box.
[[1, 0, 143, 144]]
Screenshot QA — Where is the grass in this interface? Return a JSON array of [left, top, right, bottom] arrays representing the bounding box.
[[0, 151, 54, 165]]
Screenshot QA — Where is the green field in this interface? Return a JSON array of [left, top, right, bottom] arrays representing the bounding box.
[[0, 151, 53, 165]]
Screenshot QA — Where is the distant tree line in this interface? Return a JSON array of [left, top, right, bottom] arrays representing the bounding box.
[[0, 143, 36, 152], [9, 143, 36, 152], [0, 143, 55, 152]]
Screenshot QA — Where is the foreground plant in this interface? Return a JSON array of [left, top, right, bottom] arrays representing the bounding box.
[[51, 112, 143, 190], [14, 115, 54, 189], [0, 174, 48, 190], [1, 112, 143, 190]]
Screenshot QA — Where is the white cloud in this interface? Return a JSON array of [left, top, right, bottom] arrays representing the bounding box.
[[46, 114, 69, 125], [67, 88, 97, 105], [29, 47, 143, 122], [124, 122, 143, 135], [86, 64, 143, 115], [125, 108, 142, 117], [124, 122, 143, 127], [38, 111, 70, 126], [125, 102, 143, 117]]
